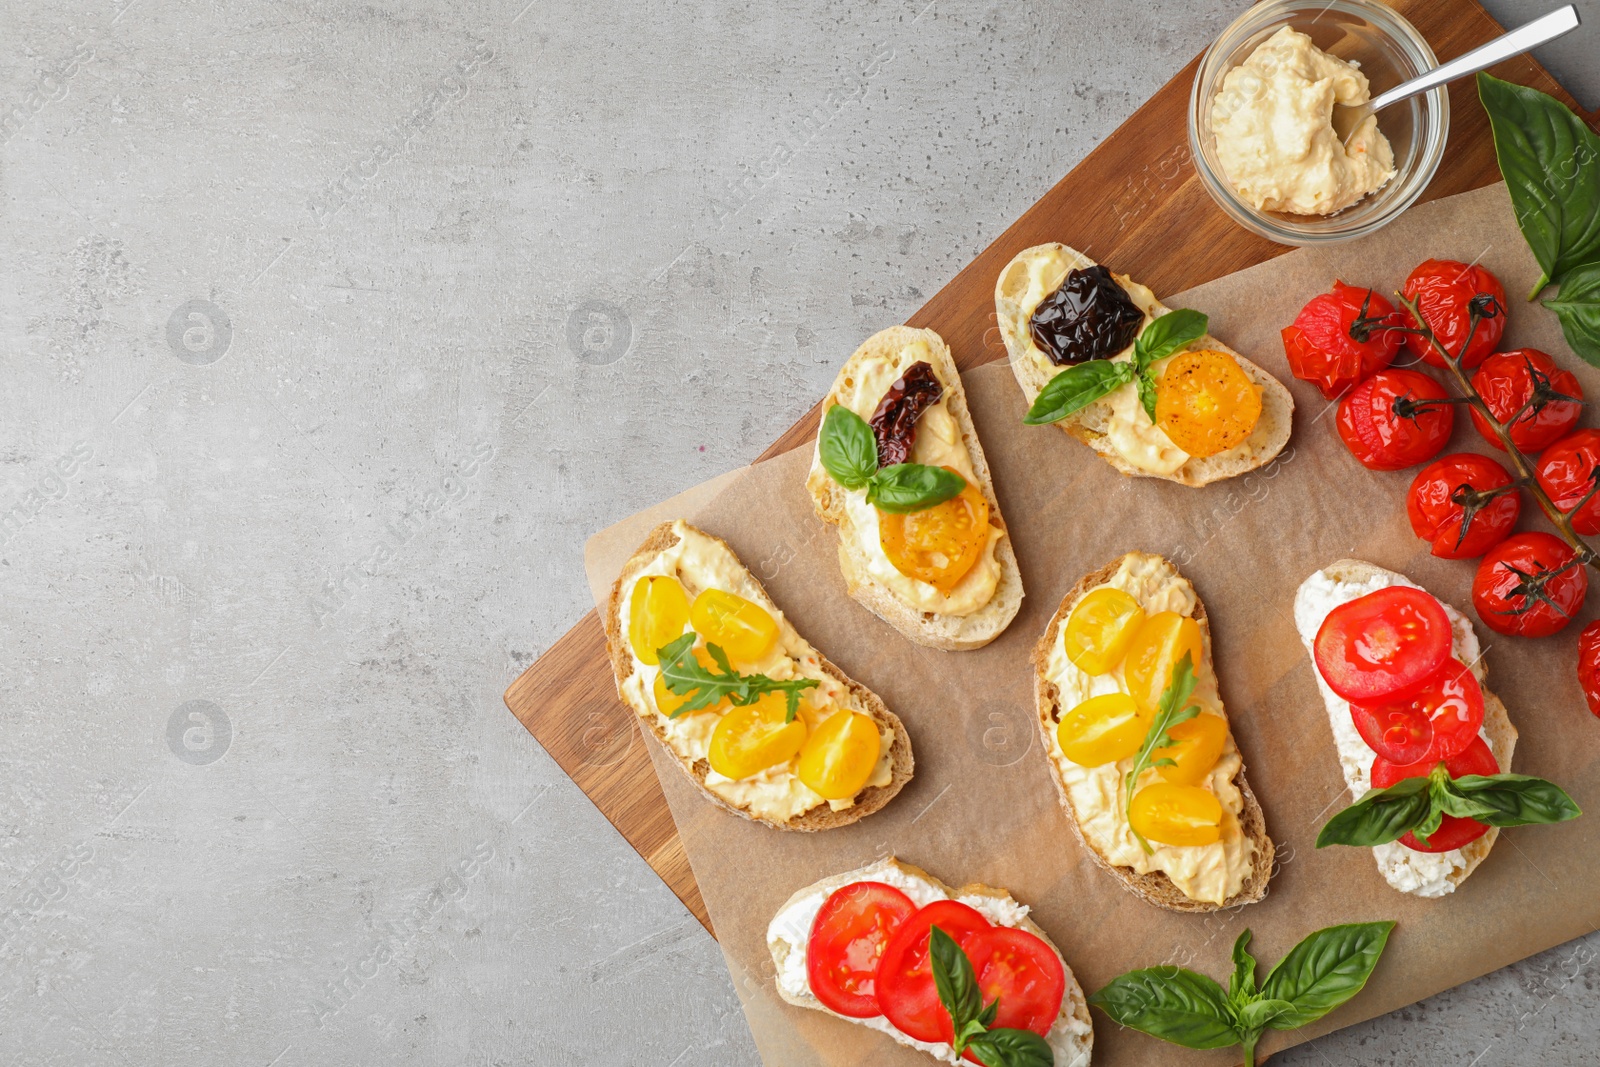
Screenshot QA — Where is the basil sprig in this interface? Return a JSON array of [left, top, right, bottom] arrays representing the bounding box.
[[1091, 923, 1395, 1067], [1316, 761, 1580, 849], [1545, 261, 1600, 365], [1123, 651, 1200, 854], [817, 405, 966, 514], [654, 633, 818, 722], [928, 926, 1053, 1067], [1023, 308, 1207, 426]]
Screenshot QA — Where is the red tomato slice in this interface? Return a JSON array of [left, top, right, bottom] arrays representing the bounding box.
[[875, 900, 991, 1043], [1314, 586, 1452, 701], [1371, 736, 1498, 853], [963, 927, 1066, 1053], [1349, 659, 1484, 763], [1349, 699, 1432, 764], [805, 881, 917, 1018]]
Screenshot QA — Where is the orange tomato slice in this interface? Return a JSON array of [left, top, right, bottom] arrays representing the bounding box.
[[1155, 349, 1262, 458], [1129, 783, 1222, 846], [628, 575, 689, 665], [1063, 587, 1146, 675], [1123, 611, 1204, 712], [707, 693, 808, 779], [1154, 711, 1229, 786], [878, 472, 990, 592], [1057, 693, 1150, 767], [689, 588, 779, 664], [798, 709, 882, 799]]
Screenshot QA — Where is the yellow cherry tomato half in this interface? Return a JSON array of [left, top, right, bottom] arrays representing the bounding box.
[[652, 646, 730, 717], [1123, 611, 1204, 712], [1063, 587, 1147, 676], [628, 575, 690, 665], [1154, 711, 1229, 786], [1057, 692, 1150, 768], [707, 693, 809, 780], [1155, 349, 1263, 459], [798, 710, 882, 800], [878, 474, 991, 593], [1128, 783, 1222, 847], [690, 588, 779, 664]]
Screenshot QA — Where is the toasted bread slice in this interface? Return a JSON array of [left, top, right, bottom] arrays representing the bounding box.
[[766, 856, 1093, 1067], [604, 520, 913, 831], [995, 242, 1293, 487], [1032, 553, 1274, 912], [805, 326, 1023, 651], [1294, 559, 1517, 895]]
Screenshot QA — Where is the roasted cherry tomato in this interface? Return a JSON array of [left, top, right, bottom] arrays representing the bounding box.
[[1062, 587, 1146, 675], [797, 709, 881, 800], [1350, 659, 1484, 764], [1406, 452, 1520, 559], [1578, 621, 1600, 718], [1400, 259, 1506, 369], [805, 881, 917, 1018], [1314, 585, 1452, 701], [707, 694, 808, 780], [963, 926, 1067, 1047], [653, 645, 730, 716], [1153, 711, 1229, 786], [1123, 611, 1204, 712], [1280, 281, 1403, 399], [1155, 349, 1263, 458], [1057, 693, 1150, 768], [879, 475, 990, 592], [1536, 429, 1600, 535], [690, 588, 779, 663], [628, 575, 689, 665], [1371, 736, 1499, 852], [1336, 368, 1454, 471], [1129, 783, 1222, 847], [875, 901, 992, 1043], [1472, 532, 1588, 638], [1470, 349, 1583, 453]]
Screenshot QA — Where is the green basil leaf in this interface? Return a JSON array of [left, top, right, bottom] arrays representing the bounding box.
[[1545, 261, 1600, 367], [964, 1027, 1054, 1067], [1315, 777, 1432, 848], [1233, 997, 1296, 1034], [1229, 929, 1257, 1002], [1136, 370, 1158, 424], [865, 463, 966, 514], [1478, 73, 1600, 296], [1023, 360, 1134, 425], [1258, 921, 1396, 1029], [1134, 308, 1208, 368], [929, 926, 984, 1049], [1450, 773, 1583, 827], [1089, 967, 1239, 1050], [818, 404, 879, 489]]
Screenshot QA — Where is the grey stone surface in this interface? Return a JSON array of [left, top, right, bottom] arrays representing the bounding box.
[[1, 1, 1595, 1064]]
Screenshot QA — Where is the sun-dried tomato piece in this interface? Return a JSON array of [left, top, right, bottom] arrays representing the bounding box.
[[1029, 264, 1145, 366], [869, 361, 944, 467]]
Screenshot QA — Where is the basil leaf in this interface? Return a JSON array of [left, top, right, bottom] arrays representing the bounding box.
[[1233, 997, 1295, 1034], [1135, 308, 1208, 368], [1023, 360, 1134, 425], [818, 404, 879, 489], [1258, 921, 1396, 1029], [1229, 930, 1257, 1002], [1089, 967, 1239, 1050], [1450, 773, 1583, 827], [865, 463, 966, 514], [1545, 261, 1600, 367], [1136, 370, 1158, 424], [929, 926, 984, 1052], [963, 1027, 1054, 1067], [1315, 777, 1432, 848], [1478, 73, 1600, 296]]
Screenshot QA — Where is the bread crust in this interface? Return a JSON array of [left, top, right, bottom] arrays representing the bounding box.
[[995, 243, 1294, 488], [604, 520, 913, 831], [805, 326, 1023, 651], [1031, 553, 1275, 913]]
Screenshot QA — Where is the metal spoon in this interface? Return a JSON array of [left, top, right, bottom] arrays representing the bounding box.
[[1334, 3, 1582, 147]]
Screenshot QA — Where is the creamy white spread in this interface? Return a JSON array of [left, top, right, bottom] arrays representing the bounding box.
[[1211, 26, 1396, 215], [766, 859, 1092, 1067], [824, 338, 1005, 615], [1044, 554, 1256, 905], [1293, 566, 1492, 898], [619, 521, 894, 822]]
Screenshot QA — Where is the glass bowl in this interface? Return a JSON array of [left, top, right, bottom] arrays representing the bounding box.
[[1187, 0, 1448, 246]]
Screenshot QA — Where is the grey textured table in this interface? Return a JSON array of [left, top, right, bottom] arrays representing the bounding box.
[[2, 1, 1597, 1063]]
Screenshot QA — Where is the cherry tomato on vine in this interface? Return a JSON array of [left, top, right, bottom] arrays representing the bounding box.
[[1406, 453, 1520, 559], [1472, 532, 1588, 638], [1536, 429, 1600, 535], [1470, 349, 1583, 453], [1336, 368, 1454, 471], [1371, 736, 1499, 852], [1400, 259, 1507, 370], [1577, 621, 1600, 718], [1281, 281, 1404, 399]]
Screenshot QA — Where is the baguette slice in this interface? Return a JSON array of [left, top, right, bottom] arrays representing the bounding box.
[[1294, 559, 1517, 895], [1032, 553, 1274, 912], [766, 856, 1093, 1067], [995, 242, 1293, 487], [605, 521, 913, 830], [805, 326, 1023, 651]]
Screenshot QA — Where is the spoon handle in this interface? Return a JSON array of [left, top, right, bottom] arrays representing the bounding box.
[[1367, 4, 1581, 114]]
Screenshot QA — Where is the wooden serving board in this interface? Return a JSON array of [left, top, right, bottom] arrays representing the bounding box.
[[504, 0, 1600, 936]]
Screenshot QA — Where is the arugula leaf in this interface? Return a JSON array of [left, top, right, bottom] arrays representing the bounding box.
[[1024, 360, 1134, 425], [928, 925, 1055, 1066], [1122, 652, 1200, 853], [818, 404, 879, 490], [964, 1027, 1054, 1067], [1258, 922, 1395, 1030], [1316, 764, 1580, 848], [1229, 930, 1257, 1002], [1135, 308, 1208, 368], [866, 462, 967, 514], [1478, 73, 1600, 297], [1545, 260, 1600, 367], [653, 634, 819, 721], [1088, 967, 1238, 1050]]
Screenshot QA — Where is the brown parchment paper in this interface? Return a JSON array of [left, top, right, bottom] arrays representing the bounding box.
[[585, 184, 1600, 1066]]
